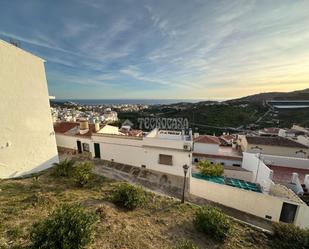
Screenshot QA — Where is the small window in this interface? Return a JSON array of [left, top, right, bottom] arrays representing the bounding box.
[[233, 163, 241, 167], [159, 154, 173, 165], [220, 162, 225, 166], [82, 143, 89, 152]]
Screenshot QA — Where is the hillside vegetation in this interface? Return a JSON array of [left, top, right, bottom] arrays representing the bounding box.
[[118, 88, 309, 134], [0, 169, 271, 249]]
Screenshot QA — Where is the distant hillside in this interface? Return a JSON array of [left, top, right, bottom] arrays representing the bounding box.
[[227, 88, 309, 103]]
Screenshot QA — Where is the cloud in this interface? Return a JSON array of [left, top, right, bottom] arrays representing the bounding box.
[[2, 0, 309, 99]]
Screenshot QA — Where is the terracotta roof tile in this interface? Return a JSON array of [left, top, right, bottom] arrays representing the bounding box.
[[194, 135, 220, 144], [53, 122, 78, 133]]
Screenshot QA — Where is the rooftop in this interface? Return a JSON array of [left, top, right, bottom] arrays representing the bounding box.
[[194, 135, 220, 144], [246, 136, 309, 149]]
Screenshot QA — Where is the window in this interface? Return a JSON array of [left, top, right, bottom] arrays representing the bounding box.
[[159, 154, 173, 165], [82, 143, 90, 152]]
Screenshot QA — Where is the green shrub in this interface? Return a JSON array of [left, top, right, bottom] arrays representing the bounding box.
[[193, 206, 232, 241], [53, 159, 75, 177], [30, 203, 97, 249], [6, 227, 23, 240], [197, 160, 224, 176], [72, 161, 94, 187], [272, 222, 309, 249], [111, 183, 146, 210], [173, 240, 199, 249]]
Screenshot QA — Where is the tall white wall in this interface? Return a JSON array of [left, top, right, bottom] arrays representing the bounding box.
[[242, 153, 273, 191], [0, 40, 58, 178]]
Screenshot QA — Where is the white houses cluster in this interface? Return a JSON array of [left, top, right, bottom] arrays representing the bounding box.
[[54, 120, 193, 177]]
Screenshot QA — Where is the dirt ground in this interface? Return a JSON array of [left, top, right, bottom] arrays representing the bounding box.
[[0, 169, 271, 249]]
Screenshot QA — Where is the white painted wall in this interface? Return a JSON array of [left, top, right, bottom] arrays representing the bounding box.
[[190, 177, 309, 228], [93, 134, 192, 176], [194, 142, 219, 154], [194, 155, 242, 167], [294, 204, 309, 229], [190, 177, 283, 222], [0, 40, 58, 178], [242, 153, 273, 192], [55, 134, 93, 154], [261, 154, 309, 170]]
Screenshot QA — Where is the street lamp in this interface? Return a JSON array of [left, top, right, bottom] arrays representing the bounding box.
[[181, 164, 190, 203], [251, 146, 263, 183]]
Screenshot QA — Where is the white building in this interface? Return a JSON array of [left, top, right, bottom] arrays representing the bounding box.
[[193, 134, 243, 167], [0, 39, 58, 178], [103, 108, 118, 123], [54, 121, 192, 177]]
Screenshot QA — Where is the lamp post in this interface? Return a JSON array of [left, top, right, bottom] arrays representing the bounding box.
[[251, 146, 263, 183], [181, 164, 190, 203]]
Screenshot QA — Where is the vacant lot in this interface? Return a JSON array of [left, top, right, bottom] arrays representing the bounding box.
[[0, 169, 270, 249]]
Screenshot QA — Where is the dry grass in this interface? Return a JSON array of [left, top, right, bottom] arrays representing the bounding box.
[[0, 169, 271, 249]]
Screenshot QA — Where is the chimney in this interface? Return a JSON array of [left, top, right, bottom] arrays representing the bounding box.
[[79, 119, 89, 134], [193, 132, 199, 138], [95, 121, 100, 132]]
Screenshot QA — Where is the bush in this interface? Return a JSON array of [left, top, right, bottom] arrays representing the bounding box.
[[197, 160, 224, 176], [53, 159, 75, 177], [193, 206, 232, 241], [30, 203, 97, 249], [111, 183, 146, 210], [272, 222, 309, 249], [173, 240, 199, 249], [72, 161, 94, 187]]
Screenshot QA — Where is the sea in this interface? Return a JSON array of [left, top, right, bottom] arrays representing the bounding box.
[[52, 99, 205, 105]]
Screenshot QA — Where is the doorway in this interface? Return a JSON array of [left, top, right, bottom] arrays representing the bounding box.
[[279, 202, 298, 223], [77, 141, 82, 154], [94, 143, 101, 159]]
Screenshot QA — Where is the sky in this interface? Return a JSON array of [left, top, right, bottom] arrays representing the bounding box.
[[0, 0, 309, 100]]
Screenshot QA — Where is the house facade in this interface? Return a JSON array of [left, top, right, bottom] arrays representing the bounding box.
[[54, 121, 193, 177], [240, 135, 309, 158]]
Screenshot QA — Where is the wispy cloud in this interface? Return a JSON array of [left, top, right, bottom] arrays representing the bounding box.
[[1, 0, 309, 99]]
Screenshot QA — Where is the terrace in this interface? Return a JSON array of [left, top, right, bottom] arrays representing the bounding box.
[[192, 172, 262, 193]]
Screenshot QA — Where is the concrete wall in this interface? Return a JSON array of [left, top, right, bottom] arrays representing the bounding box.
[[194, 142, 219, 154], [190, 177, 309, 228], [55, 134, 93, 154], [261, 154, 309, 170], [0, 40, 58, 178], [93, 134, 192, 176], [223, 169, 253, 182], [294, 204, 309, 229], [193, 154, 242, 167], [242, 152, 273, 192], [190, 177, 283, 222], [243, 142, 309, 158]]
